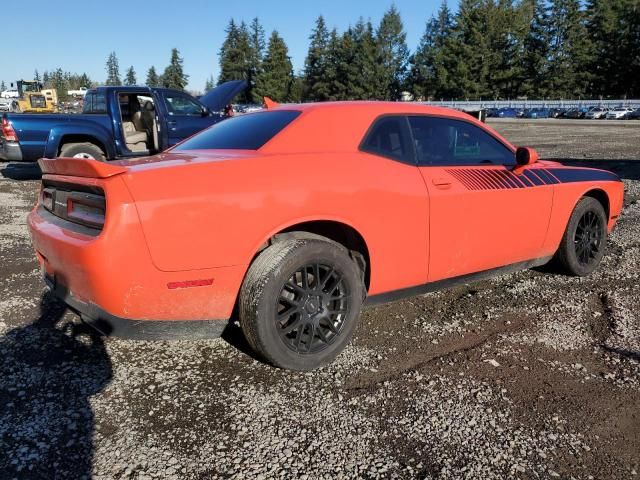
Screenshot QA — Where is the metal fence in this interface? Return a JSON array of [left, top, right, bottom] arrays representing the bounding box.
[[422, 99, 640, 109]]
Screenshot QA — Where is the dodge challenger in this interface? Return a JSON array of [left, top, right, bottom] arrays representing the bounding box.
[[27, 102, 624, 370]]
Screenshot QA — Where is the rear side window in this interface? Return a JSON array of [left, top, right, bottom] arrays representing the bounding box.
[[82, 92, 107, 114], [360, 116, 413, 163], [173, 110, 301, 151], [408, 116, 515, 166]]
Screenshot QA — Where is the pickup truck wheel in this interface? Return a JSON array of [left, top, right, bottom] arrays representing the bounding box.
[[239, 237, 364, 371], [554, 197, 607, 276], [59, 143, 106, 161]]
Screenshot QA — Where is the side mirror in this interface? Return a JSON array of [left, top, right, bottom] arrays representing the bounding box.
[[201, 107, 209, 117], [515, 146, 539, 166]]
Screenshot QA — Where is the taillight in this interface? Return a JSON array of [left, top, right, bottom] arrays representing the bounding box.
[[66, 195, 105, 228], [2, 117, 17, 142]]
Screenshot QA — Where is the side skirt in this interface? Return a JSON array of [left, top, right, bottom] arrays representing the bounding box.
[[364, 256, 552, 307]]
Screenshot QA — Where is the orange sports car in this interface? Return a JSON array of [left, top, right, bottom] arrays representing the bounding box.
[[28, 102, 623, 370]]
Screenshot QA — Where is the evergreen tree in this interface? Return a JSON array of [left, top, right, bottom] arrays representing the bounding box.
[[204, 76, 215, 92], [78, 73, 91, 88], [105, 51, 121, 86], [521, 0, 552, 97], [34, 69, 41, 84], [255, 31, 294, 102], [248, 17, 266, 102], [42, 71, 50, 86], [587, 0, 640, 97], [289, 75, 305, 102], [125, 66, 137, 85], [162, 48, 189, 90], [51, 68, 69, 101], [339, 19, 380, 99], [303, 15, 331, 101], [218, 19, 254, 102], [376, 5, 410, 100], [409, 0, 454, 100], [324, 29, 347, 100], [0, 80, 5, 91], [546, 0, 591, 98], [146, 66, 159, 87]]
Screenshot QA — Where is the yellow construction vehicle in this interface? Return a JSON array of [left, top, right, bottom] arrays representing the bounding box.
[[11, 80, 57, 113]]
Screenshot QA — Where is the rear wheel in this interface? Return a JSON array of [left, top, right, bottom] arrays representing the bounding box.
[[59, 142, 106, 161], [554, 197, 607, 276], [239, 237, 364, 370]]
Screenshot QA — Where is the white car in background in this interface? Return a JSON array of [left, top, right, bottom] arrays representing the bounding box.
[[67, 87, 88, 97], [606, 107, 633, 119], [0, 89, 19, 99], [585, 106, 608, 119]]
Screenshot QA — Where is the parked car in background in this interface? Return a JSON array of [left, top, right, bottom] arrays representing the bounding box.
[[565, 108, 587, 119], [497, 107, 518, 118], [28, 102, 624, 370], [549, 108, 566, 118], [624, 109, 640, 120], [585, 107, 609, 119], [606, 107, 633, 119], [524, 108, 551, 119], [0, 89, 19, 99], [0, 80, 247, 162], [68, 87, 89, 97]]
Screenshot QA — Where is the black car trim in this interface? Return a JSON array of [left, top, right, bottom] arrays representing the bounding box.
[[364, 256, 552, 307], [45, 275, 229, 340], [545, 168, 621, 183]]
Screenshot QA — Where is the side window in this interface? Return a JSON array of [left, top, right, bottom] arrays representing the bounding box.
[[82, 93, 106, 114], [360, 116, 413, 163], [164, 94, 203, 116], [408, 116, 515, 166]]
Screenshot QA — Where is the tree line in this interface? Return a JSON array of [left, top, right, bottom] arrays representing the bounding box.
[[217, 0, 640, 102], [23, 0, 640, 103]]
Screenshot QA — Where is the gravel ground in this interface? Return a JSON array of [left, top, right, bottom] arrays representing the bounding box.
[[0, 120, 639, 479]]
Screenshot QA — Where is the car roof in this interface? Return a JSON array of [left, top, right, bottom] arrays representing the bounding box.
[[260, 101, 514, 154]]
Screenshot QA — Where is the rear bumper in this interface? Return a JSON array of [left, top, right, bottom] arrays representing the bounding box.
[[0, 140, 23, 161], [45, 274, 228, 340]]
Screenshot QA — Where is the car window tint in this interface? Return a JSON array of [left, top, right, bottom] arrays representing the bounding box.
[[360, 116, 413, 163], [82, 92, 106, 114], [164, 94, 203, 116], [173, 110, 301, 151], [408, 116, 515, 166]]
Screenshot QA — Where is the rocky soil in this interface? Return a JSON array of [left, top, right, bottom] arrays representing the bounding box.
[[0, 120, 638, 479]]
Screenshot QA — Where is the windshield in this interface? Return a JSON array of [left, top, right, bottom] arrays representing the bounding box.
[[173, 110, 301, 151]]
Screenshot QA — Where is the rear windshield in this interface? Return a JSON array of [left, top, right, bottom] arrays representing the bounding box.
[[173, 110, 301, 151]]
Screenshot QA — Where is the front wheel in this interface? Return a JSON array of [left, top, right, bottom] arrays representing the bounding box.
[[554, 197, 607, 276], [239, 237, 364, 370]]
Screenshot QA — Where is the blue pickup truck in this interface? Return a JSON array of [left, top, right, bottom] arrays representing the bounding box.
[[0, 80, 246, 162]]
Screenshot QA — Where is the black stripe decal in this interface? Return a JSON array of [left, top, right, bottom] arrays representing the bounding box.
[[523, 170, 545, 186], [546, 168, 621, 183]]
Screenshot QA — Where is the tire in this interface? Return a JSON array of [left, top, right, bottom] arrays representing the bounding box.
[[59, 142, 106, 161], [239, 237, 364, 370], [554, 197, 607, 276]]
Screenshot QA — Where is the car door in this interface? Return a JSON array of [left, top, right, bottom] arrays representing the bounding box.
[[409, 115, 553, 282], [161, 91, 213, 147]]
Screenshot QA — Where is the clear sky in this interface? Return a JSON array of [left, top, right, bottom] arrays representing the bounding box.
[[1, 0, 456, 93]]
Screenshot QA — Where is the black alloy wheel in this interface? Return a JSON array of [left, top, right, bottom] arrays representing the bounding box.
[[276, 263, 350, 354], [574, 210, 603, 267], [554, 196, 607, 276], [239, 236, 364, 370]]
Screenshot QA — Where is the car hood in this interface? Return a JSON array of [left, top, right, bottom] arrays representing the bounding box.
[[199, 80, 247, 112]]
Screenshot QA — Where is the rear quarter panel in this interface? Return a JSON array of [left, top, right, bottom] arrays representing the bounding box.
[[122, 151, 430, 295]]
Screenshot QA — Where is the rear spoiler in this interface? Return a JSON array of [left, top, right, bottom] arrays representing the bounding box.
[[38, 158, 127, 179]]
